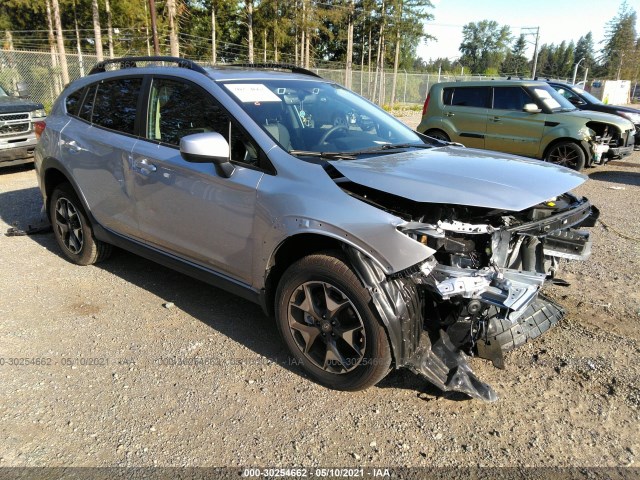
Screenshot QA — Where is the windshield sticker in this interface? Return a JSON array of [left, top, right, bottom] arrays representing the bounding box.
[[225, 84, 281, 103]]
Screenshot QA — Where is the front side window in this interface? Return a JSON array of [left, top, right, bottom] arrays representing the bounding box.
[[444, 87, 491, 108], [492, 87, 534, 111], [146, 78, 259, 167], [553, 86, 584, 105], [91, 78, 142, 134], [570, 86, 603, 105]]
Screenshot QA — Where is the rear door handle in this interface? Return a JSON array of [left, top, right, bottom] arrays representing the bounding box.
[[134, 158, 157, 175], [490, 116, 501, 122], [445, 112, 455, 117]]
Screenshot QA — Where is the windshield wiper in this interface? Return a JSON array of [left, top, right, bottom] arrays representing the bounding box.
[[377, 142, 434, 150], [343, 142, 436, 156], [288, 149, 357, 160], [289, 142, 435, 160]]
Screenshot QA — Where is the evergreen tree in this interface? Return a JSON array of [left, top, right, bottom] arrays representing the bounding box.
[[501, 34, 529, 76], [601, 1, 638, 79]]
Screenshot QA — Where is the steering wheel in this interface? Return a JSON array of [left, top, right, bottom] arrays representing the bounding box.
[[318, 125, 348, 145]]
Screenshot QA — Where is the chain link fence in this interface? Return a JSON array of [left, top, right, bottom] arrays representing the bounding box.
[[316, 68, 495, 105], [0, 49, 98, 111], [0, 48, 500, 112]]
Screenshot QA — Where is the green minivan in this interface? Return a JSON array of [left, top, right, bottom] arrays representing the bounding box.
[[417, 80, 636, 170]]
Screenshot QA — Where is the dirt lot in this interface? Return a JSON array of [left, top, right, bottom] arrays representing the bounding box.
[[1, 115, 639, 470]]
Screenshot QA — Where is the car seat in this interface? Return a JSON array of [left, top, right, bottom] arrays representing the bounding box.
[[249, 102, 292, 151]]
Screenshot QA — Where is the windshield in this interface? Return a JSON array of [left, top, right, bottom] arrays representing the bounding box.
[[221, 79, 426, 156], [533, 85, 576, 112], [531, 85, 576, 112], [571, 86, 603, 105]]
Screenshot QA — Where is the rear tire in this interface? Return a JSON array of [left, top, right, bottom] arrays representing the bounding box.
[[545, 141, 586, 171], [425, 129, 450, 142], [50, 183, 112, 265], [275, 253, 392, 391]]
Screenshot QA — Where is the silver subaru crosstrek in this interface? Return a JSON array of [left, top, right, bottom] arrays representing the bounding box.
[[35, 57, 599, 401]]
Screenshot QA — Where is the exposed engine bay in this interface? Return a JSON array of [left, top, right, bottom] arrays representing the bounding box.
[[338, 177, 599, 402], [586, 121, 636, 164]]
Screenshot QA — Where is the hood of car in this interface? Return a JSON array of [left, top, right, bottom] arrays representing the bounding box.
[[0, 96, 43, 114], [560, 108, 636, 129], [329, 147, 587, 212], [584, 104, 640, 122]]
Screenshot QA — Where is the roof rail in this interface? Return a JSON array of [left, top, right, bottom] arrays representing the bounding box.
[[227, 63, 322, 78], [89, 56, 207, 75]]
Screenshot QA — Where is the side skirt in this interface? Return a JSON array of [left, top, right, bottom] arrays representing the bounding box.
[[92, 223, 266, 311]]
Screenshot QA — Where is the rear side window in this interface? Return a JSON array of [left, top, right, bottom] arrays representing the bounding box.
[[92, 78, 142, 135], [443, 87, 490, 108], [493, 87, 534, 111], [65, 88, 85, 116]]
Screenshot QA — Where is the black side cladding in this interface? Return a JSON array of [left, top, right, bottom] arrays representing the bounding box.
[[344, 246, 424, 365], [345, 246, 498, 402], [407, 331, 498, 402]]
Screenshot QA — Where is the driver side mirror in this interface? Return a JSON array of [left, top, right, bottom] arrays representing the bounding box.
[[180, 132, 235, 178], [523, 103, 542, 113]]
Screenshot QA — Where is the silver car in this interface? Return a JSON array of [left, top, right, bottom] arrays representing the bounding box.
[[35, 57, 599, 401]]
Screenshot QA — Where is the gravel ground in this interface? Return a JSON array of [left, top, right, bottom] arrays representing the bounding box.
[[0, 116, 639, 469]]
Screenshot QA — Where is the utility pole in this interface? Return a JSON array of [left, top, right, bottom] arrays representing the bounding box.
[[149, 0, 160, 55], [522, 26, 539, 78]]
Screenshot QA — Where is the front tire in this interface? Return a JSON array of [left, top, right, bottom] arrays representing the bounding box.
[[50, 183, 112, 265], [425, 129, 450, 142], [545, 141, 586, 171], [275, 253, 392, 391]]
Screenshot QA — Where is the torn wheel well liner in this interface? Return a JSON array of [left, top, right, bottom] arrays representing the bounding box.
[[344, 246, 425, 367]]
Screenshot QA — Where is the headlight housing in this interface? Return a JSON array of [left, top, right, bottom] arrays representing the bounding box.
[[31, 108, 46, 118]]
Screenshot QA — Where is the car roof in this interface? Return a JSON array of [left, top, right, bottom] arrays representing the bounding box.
[[203, 66, 325, 83], [85, 56, 325, 83], [547, 81, 573, 88], [434, 80, 550, 88]]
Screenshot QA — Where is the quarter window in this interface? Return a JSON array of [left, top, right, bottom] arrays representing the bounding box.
[[65, 88, 85, 116], [78, 84, 97, 122]]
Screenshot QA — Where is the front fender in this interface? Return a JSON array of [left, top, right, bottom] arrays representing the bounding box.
[[539, 124, 593, 157], [265, 215, 436, 278]]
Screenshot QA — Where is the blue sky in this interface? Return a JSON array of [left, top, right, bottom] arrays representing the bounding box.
[[417, 0, 639, 61]]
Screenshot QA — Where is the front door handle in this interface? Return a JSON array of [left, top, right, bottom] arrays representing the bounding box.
[[445, 112, 455, 117], [134, 158, 157, 175], [490, 116, 501, 122]]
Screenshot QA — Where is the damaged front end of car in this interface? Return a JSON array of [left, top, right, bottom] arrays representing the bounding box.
[[342, 185, 599, 402]]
